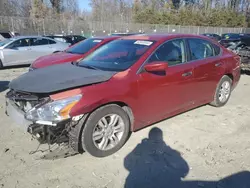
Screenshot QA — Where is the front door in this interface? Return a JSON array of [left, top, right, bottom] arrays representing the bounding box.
[[2, 38, 33, 66], [135, 39, 195, 129]]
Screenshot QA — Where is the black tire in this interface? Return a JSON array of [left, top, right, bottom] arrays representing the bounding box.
[[81, 104, 130, 157], [68, 114, 89, 153], [0, 59, 3, 69], [210, 75, 232, 107]]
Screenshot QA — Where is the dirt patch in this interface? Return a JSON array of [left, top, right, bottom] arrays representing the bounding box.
[[0, 67, 250, 188]]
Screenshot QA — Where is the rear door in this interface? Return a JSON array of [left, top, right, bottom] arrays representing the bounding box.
[[136, 39, 195, 127], [187, 38, 225, 104], [2, 38, 33, 66], [30, 38, 56, 60]]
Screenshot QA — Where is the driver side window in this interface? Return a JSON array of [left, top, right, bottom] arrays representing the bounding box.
[[147, 39, 186, 66], [7, 39, 30, 48]]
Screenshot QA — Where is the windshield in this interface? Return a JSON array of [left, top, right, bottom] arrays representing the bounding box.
[[66, 38, 103, 54], [0, 39, 12, 47], [78, 39, 154, 71]]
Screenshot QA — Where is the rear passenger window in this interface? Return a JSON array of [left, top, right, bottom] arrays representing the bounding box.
[[188, 39, 214, 60], [32, 38, 49, 46], [48, 39, 56, 44]]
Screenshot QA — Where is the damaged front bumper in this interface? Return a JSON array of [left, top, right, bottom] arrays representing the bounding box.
[[6, 98, 57, 129], [5, 98, 32, 131], [5, 89, 84, 146], [5, 96, 72, 145]]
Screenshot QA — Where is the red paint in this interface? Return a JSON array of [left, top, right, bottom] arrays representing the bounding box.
[[32, 36, 120, 69], [144, 61, 168, 72], [50, 34, 240, 132]]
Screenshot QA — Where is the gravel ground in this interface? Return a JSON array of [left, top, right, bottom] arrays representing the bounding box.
[[0, 67, 250, 188]]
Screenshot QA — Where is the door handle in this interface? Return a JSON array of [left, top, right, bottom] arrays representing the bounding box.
[[25, 48, 31, 50], [215, 62, 222, 67], [182, 72, 192, 77]]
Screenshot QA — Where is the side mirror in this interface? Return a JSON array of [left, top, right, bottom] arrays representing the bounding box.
[[144, 61, 168, 75]]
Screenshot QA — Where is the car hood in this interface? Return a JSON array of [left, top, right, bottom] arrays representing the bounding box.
[[9, 63, 117, 94], [32, 52, 83, 69]]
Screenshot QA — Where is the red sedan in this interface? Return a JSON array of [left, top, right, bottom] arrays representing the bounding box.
[[6, 34, 241, 157], [29, 36, 120, 70]]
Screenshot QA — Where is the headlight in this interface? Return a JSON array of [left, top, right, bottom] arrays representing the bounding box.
[[25, 94, 82, 123]]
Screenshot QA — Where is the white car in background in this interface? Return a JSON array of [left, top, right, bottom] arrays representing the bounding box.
[[0, 36, 70, 68]]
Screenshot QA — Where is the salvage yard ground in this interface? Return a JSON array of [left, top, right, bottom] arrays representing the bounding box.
[[0, 67, 250, 188]]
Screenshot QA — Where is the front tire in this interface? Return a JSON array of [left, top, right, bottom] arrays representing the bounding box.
[[81, 104, 130, 157], [210, 75, 232, 107]]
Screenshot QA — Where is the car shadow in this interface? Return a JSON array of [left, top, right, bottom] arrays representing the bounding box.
[[0, 64, 29, 70], [0, 81, 9, 93], [124, 127, 250, 188]]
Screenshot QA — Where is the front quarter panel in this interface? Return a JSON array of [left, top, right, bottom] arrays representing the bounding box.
[[69, 70, 139, 126]]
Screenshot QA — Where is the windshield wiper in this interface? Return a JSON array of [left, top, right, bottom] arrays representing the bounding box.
[[79, 64, 101, 70]]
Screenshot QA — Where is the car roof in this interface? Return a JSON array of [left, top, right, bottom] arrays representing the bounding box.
[[202, 33, 219, 35], [119, 33, 211, 41], [11, 36, 55, 40], [91, 36, 121, 40], [66, 35, 85, 37]]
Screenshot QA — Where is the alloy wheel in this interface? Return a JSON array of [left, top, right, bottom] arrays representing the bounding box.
[[92, 114, 125, 151]]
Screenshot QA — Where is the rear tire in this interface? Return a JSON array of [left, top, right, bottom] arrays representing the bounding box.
[[81, 104, 130, 157], [210, 75, 232, 107], [0, 59, 3, 69]]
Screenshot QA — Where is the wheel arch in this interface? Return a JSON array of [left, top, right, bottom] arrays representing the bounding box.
[[69, 101, 135, 153], [225, 73, 233, 81], [93, 101, 135, 131]]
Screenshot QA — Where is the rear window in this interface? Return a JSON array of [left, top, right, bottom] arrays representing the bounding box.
[[66, 38, 104, 54], [0, 33, 12, 38], [221, 33, 240, 39], [202, 34, 212, 37], [53, 37, 67, 43], [48, 39, 56, 44]]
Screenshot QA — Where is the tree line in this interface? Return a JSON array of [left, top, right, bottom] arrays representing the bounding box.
[[0, 0, 250, 28], [0, 0, 80, 20], [89, 0, 250, 27]]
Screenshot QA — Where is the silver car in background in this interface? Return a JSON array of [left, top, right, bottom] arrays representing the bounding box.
[[0, 36, 70, 68]]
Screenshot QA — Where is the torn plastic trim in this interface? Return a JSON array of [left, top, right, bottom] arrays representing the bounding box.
[[35, 120, 57, 126]]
